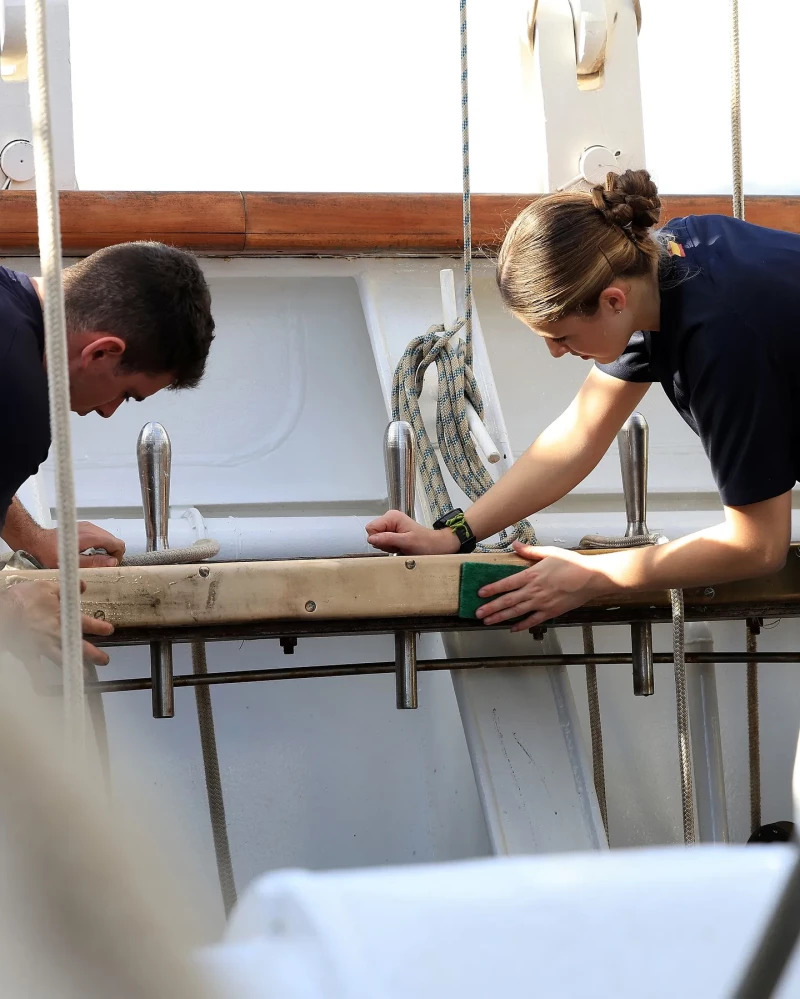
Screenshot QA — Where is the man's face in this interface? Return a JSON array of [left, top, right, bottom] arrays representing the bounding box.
[[67, 335, 175, 417]]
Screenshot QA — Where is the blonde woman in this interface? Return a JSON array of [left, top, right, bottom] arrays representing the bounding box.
[[366, 170, 793, 631]]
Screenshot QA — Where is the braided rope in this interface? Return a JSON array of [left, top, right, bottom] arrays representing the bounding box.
[[459, 0, 473, 362], [746, 621, 762, 834], [391, 328, 536, 547], [730, 0, 745, 220], [582, 624, 608, 840], [390, 0, 536, 548], [25, 0, 85, 754], [122, 539, 236, 913], [580, 531, 695, 844], [671, 587, 695, 844]]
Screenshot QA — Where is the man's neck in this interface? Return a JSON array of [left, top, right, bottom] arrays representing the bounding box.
[[30, 276, 44, 304]]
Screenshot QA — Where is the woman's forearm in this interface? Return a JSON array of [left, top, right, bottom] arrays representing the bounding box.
[[466, 370, 650, 542], [588, 508, 790, 598]]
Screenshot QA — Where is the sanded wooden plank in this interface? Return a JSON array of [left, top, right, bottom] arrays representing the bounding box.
[[3, 548, 799, 631], [3, 191, 800, 257]]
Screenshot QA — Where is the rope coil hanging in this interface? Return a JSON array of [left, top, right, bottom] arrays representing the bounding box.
[[391, 0, 536, 549]]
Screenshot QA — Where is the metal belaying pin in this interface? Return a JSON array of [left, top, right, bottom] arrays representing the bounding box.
[[384, 420, 418, 709], [618, 413, 655, 696], [137, 422, 174, 718]]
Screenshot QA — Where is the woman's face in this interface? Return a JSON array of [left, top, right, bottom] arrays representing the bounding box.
[[530, 285, 638, 365]]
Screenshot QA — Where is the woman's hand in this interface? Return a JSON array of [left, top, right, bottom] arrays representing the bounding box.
[[366, 511, 460, 556], [476, 541, 605, 631]]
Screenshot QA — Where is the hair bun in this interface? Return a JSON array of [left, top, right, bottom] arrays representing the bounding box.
[[590, 169, 661, 236]]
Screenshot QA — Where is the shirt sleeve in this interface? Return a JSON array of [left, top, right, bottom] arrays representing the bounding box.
[[595, 331, 655, 382], [685, 315, 796, 507]]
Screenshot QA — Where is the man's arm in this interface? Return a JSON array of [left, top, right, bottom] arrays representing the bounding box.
[[2, 496, 126, 568]]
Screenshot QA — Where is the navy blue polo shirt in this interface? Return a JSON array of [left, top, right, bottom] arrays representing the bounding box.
[[0, 267, 49, 532], [598, 214, 800, 507]]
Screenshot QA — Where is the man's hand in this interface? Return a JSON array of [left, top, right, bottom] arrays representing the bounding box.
[[3, 579, 114, 666], [366, 511, 460, 556], [29, 522, 126, 569]]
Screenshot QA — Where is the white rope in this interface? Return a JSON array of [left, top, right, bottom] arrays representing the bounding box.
[[25, 0, 85, 755], [730, 0, 745, 220], [581, 532, 696, 844], [391, 0, 536, 548]]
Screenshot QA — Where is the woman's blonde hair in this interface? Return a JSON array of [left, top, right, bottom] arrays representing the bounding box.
[[496, 169, 663, 327]]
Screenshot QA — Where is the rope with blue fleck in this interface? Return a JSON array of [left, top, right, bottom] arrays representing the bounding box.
[[390, 0, 536, 549]]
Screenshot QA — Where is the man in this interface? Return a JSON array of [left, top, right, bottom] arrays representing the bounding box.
[[1, 241, 215, 665]]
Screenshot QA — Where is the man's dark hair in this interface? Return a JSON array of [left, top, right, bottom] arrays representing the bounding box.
[[63, 241, 215, 389]]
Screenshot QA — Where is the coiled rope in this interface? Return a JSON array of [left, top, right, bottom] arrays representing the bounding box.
[[391, 0, 536, 549], [580, 532, 696, 844], [25, 0, 85, 755], [121, 540, 236, 915]]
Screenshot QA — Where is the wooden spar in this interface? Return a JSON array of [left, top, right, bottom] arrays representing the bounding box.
[[2, 191, 800, 256], [3, 548, 800, 632]]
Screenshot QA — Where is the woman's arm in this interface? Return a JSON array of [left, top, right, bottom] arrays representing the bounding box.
[[367, 368, 650, 555], [477, 490, 792, 630]]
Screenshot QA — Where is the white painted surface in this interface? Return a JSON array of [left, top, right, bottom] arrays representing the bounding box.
[[4, 252, 798, 889], [201, 846, 800, 998]]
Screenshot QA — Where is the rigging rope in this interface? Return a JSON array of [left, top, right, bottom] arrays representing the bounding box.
[[730, 0, 745, 220], [746, 620, 762, 834], [121, 540, 237, 914], [25, 0, 85, 754], [582, 624, 608, 840], [580, 532, 696, 844], [391, 0, 536, 548]]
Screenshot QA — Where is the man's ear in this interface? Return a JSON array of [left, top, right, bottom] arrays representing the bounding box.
[[78, 335, 126, 368]]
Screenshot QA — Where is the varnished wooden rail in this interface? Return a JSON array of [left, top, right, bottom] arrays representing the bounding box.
[[2, 191, 800, 257]]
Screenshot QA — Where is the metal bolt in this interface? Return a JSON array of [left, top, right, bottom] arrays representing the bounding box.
[[405, 559, 416, 569], [93, 609, 106, 620], [305, 601, 317, 613], [704, 587, 716, 598], [199, 565, 210, 577]]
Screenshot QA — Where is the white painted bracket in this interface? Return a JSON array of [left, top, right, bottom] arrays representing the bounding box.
[[527, 0, 646, 191], [0, 0, 76, 190], [359, 267, 607, 854]]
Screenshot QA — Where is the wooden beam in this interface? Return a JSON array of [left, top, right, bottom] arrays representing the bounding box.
[[0, 191, 247, 255], [3, 191, 800, 257], [4, 548, 800, 632]]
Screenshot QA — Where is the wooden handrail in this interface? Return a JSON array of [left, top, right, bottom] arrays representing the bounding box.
[[2, 191, 799, 256]]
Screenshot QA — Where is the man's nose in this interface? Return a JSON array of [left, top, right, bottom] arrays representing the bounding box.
[[96, 399, 123, 418]]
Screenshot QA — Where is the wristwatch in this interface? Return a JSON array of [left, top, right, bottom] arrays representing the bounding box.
[[432, 508, 477, 553]]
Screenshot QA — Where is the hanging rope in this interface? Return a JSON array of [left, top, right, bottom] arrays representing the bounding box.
[[391, 0, 536, 548], [730, 0, 745, 220], [121, 540, 237, 913], [746, 619, 762, 834], [671, 587, 695, 844], [582, 624, 608, 839], [581, 532, 695, 844], [24, 0, 85, 754]]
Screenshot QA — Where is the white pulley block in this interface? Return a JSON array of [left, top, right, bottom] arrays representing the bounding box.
[[557, 144, 619, 191], [1, 139, 34, 183]]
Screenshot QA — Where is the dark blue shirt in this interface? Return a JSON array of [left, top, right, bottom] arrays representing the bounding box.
[[0, 267, 49, 532], [598, 214, 800, 507]]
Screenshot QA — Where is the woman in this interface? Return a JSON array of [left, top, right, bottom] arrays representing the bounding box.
[[366, 169, 794, 632]]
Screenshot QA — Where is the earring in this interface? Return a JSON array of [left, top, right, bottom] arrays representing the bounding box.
[[614, 309, 622, 314]]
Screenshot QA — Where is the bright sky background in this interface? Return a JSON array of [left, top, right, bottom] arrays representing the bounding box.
[[66, 0, 798, 194]]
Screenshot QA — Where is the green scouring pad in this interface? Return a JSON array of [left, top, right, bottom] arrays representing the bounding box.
[[458, 562, 526, 619]]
